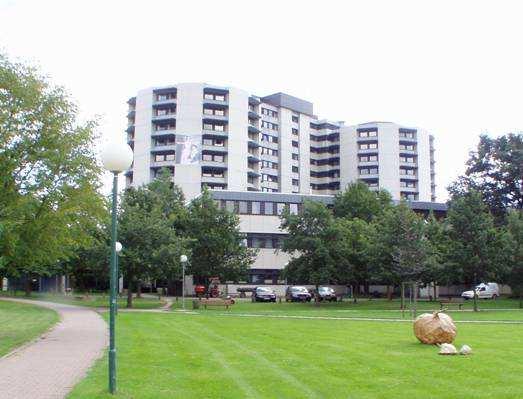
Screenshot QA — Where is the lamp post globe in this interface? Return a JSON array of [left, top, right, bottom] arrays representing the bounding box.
[[101, 142, 133, 173], [101, 141, 133, 395], [180, 255, 188, 264]]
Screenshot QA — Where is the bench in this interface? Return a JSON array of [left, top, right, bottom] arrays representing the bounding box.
[[439, 297, 465, 310], [201, 298, 234, 310]]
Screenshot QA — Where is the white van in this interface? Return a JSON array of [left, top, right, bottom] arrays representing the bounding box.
[[461, 283, 499, 299]]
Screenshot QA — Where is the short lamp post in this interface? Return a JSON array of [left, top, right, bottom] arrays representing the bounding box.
[[101, 142, 133, 395], [180, 255, 188, 310]]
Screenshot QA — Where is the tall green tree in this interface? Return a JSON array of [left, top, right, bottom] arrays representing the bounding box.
[[281, 201, 340, 297], [373, 202, 433, 310], [186, 189, 254, 284], [505, 210, 523, 307], [446, 190, 510, 311], [0, 53, 107, 294], [448, 133, 523, 220], [333, 181, 392, 222]]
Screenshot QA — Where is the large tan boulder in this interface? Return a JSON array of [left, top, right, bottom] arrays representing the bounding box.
[[413, 311, 457, 345]]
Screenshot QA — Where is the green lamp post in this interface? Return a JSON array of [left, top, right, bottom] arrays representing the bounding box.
[[101, 142, 133, 394]]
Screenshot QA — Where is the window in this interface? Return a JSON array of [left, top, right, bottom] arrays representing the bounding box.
[[400, 180, 417, 188], [400, 156, 416, 163], [202, 153, 224, 162], [203, 107, 226, 116], [359, 155, 378, 162], [261, 120, 279, 131], [264, 202, 275, 215], [277, 203, 286, 215], [203, 122, 225, 132], [155, 122, 176, 131], [261, 108, 278, 118], [360, 167, 378, 175], [401, 192, 419, 201], [399, 143, 415, 151], [204, 93, 226, 101], [261, 160, 278, 170], [292, 115, 299, 123], [292, 166, 299, 173], [292, 141, 299, 148], [399, 130, 416, 139], [261, 147, 278, 156], [358, 130, 377, 138], [154, 153, 175, 162], [289, 203, 299, 215], [292, 153, 299, 161], [263, 174, 278, 183], [156, 92, 176, 101], [292, 128, 299, 135], [251, 202, 261, 214], [155, 107, 176, 116], [359, 142, 378, 150], [292, 179, 299, 186], [400, 168, 417, 176], [261, 134, 278, 143]]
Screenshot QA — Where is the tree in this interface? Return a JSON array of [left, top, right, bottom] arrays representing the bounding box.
[[0, 53, 107, 294], [373, 202, 433, 312], [505, 210, 523, 307], [448, 133, 523, 220], [446, 190, 510, 311], [423, 213, 451, 299], [333, 181, 392, 222], [333, 218, 374, 302], [280, 201, 340, 300], [186, 189, 254, 285]]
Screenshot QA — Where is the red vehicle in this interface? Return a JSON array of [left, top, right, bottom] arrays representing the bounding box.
[[194, 285, 206, 297]]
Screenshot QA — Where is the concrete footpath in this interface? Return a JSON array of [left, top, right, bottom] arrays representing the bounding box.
[[0, 298, 107, 399]]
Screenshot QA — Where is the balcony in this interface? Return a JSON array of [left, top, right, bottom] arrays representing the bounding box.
[[202, 144, 228, 154], [154, 97, 177, 106], [356, 136, 378, 142], [399, 148, 417, 155], [358, 160, 379, 167], [126, 125, 135, 134], [127, 110, 136, 119], [247, 153, 260, 162], [400, 186, 418, 193], [247, 168, 260, 177], [248, 110, 260, 120], [151, 159, 176, 168], [202, 128, 228, 138], [357, 148, 379, 155], [248, 125, 260, 134], [359, 173, 379, 180], [400, 173, 418, 181], [152, 129, 176, 138], [151, 144, 176, 153], [203, 97, 227, 106], [201, 160, 227, 169], [201, 175, 227, 185], [399, 161, 418, 168], [152, 113, 176, 122], [248, 139, 260, 148], [124, 169, 133, 177], [202, 113, 228, 122], [249, 96, 261, 105]]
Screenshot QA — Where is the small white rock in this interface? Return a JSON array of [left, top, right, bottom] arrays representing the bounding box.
[[459, 345, 473, 355], [438, 343, 458, 355]]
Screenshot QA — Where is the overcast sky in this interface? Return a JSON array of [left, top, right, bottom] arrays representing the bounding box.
[[2, 0, 522, 200]]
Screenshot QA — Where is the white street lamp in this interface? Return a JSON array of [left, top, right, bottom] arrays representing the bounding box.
[[101, 142, 133, 395], [180, 255, 188, 310]]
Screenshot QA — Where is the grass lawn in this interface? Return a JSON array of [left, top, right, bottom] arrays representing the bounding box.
[[0, 291, 165, 309], [69, 302, 523, 399], [0, 300, 59, 357]]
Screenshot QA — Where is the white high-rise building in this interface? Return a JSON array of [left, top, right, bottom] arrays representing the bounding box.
[[125, 83, 436, 202]]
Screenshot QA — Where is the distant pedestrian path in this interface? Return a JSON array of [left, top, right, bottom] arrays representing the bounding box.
[[0, 298, 107, 399]]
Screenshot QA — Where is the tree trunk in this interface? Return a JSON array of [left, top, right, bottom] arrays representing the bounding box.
[[24, 277, 32, 297], [386, 285, 392, 301], [519, 290, 522, 309], [127, 279, 134, 308], [473, 273, 478, 312], [136, 281, 142, 298], [352, 284, 358, 304], [433, 282, 437, 301], [400, 282, 405, 309], [314, 284, 320, 306]]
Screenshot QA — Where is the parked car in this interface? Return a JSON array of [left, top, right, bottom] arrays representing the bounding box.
[[317, 286, 337, 302], [253, 287, 277, 302], [461, 283, 500, 299], [285, 286, 312, 302]]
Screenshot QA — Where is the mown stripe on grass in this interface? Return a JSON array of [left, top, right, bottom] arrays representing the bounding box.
[[172, 321, 262, 398], [186, 318, 321, 399]]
